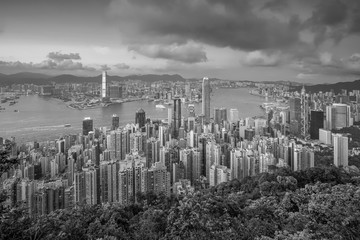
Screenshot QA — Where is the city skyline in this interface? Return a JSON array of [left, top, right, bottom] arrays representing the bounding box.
[[0, 0, 359, 83]]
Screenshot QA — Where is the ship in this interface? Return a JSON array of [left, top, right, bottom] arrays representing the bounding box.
[[155, 104, 166, 109], [14, 110, 19, 112], [64, 124, 71, 127], [9, 101, 17, 106]]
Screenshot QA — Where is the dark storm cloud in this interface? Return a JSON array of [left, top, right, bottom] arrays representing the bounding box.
[[304, 0, 360, 45], [294, 52, 360, 76], [114, 63, 130, 69], [261, 0, 288, 12], [47, 52, 81, 62], [129, 44, 207, 63], [109, 0, 302, 51]]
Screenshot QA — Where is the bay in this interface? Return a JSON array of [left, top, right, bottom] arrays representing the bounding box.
[[0, 88, 265, 143]]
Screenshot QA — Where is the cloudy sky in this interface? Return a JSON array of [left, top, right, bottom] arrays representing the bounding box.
[[0, 0, 360, 83]]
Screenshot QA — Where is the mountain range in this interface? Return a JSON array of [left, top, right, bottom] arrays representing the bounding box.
[[0, 72, 190, 85], [0, 72, 359, 94], [293, 79, 360, 94]]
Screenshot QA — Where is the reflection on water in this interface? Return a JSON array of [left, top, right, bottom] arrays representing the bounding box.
[[0, 88, 265, 143]]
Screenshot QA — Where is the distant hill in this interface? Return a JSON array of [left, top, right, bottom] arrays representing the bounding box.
[[293, 79, 360, 94], [0, 72, 188, 85], [7, 72, 51, 79]]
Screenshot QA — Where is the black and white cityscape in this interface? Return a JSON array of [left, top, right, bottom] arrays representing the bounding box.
[[1, 1, 360, 239]]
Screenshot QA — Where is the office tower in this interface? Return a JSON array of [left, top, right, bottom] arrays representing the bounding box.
[[202, 77, 211, 123], [214, 108, 220, 124], [326, 104, 351, 130], [82, 117, 93, 136], [135, 108, 146, 130], [244, 129, 255, 141], [57, 138, 65, 154], [300, 86, 310, 139], [289, 97, 301, 121], [333, 134, 348, 167], [310, 111, 324, 140], [214, 108, 227, 125], [101, 71, 107, 98], [112, 114, 120, 130], [173, 97, 181, 138], [229, 109, 239, 123]]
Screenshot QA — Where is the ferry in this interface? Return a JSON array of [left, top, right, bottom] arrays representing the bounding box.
[[155, 104, 166, 109], [9, 101, 17, 106], [64, 124, 71, 127]]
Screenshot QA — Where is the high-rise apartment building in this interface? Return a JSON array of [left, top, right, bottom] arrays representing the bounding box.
[[333, 134, 348, 167]]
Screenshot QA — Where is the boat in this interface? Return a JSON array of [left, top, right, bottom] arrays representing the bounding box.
[[155, 104, 166, 109], [9, 101, 17, 106], [64, 124, 71, 127]]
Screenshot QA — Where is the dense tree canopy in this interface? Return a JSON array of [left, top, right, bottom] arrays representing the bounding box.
[[0, 166, 359, 239]]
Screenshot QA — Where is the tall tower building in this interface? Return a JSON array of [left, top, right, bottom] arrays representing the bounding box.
[[326, 103, 351, 130], [333, 134, 348, 167], [202, 77, 211, 123], [300, 86, 310, 139], [310, 111, 324, 140], [173, 97, 181, 138], [82, 117, 93, 136], [289, 98, 301, 121], [229, 109, 239, 124], [101, 71, 107, 98], [112, 114, 120, 130], [135, 109, 146, 130]]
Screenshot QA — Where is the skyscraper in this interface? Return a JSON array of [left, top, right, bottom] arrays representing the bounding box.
[[333, 134, 348, 167], [229, 108, 239, 123], [289, 98, 301, 121], [101, 71, 107, 98], [173, 97, 181, 138], [135, 109, 146, 130], [310, 111, 324, 140], [82, 117, 93, 136], [326, 103, 351, 130], [112, 114, 120, 130], [202, 77, 211, 123]]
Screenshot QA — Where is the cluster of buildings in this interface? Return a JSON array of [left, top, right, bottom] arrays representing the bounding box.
[[1, 77, 357, 216]]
